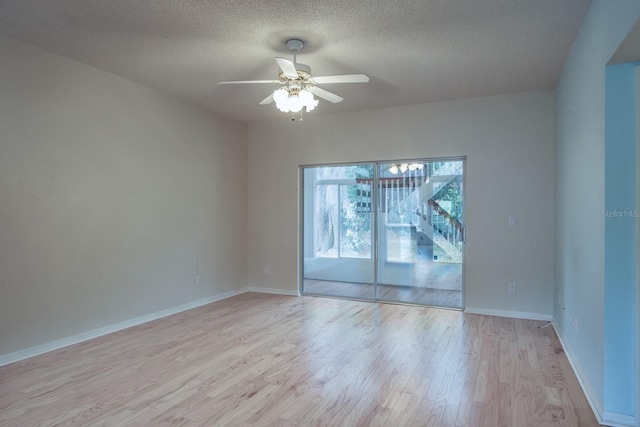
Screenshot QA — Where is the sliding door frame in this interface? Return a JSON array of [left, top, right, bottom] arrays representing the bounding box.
[[299, 156, 466, 309]]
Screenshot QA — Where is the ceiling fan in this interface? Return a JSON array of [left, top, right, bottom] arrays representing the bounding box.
[[218, 39, 369, 114]]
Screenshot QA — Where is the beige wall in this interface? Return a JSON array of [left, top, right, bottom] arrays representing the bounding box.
[[248, 91, 555, 316], [0, 36, 248, 358], [0, 33, 555, 360]]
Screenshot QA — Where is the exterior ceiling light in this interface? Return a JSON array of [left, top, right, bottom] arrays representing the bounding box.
[[389, 163, 424, 174]]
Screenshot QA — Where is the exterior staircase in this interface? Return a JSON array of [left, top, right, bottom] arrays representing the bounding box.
[[355, 161, 464, 263]]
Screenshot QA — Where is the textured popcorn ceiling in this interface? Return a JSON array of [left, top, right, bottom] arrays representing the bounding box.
[[0, 0, 591, 122], [609, 20, 640, 65]]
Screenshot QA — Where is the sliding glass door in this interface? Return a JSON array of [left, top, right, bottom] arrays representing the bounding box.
[[301, 159, 464, 308]]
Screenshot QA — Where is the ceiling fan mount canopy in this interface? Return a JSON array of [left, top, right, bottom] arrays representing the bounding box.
[[286, 39, 304, 53]]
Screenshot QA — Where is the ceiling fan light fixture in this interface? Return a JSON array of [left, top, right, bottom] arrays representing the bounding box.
[[299, 89, 318, 111], [389, 162, 424, 174], [273, 87, 318, 113]]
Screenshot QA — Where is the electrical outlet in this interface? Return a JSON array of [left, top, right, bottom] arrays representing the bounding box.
[[195, 275, 200, 286], [508, 216, 517, 227], [508, 283, 516, 294], [264, 266, 270, 275]]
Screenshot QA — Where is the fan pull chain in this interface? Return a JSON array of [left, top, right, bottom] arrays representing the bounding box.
[[290, 109, 305, 122]]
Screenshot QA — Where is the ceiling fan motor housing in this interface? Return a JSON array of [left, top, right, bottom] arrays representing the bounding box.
[[295, 63, 311, 75]]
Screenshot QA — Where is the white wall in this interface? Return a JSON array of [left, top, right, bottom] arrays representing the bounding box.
[[0, 35, 248, 359], [554, 0, 640, 423], [636, 67, 640, 427], [248, 90, 555, 317], [604, 62, 638, 420]]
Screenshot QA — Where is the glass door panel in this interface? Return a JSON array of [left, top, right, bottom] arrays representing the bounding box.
[[376, 160, 464, 308], [302, 164, 375, 300]]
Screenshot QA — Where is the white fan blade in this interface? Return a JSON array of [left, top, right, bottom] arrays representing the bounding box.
[[275, 57, 299, 79], [218, 80, 278, 84], [259, 94, 274, 105], [308, 86, 344, 103], [313, 74, 370, 84]]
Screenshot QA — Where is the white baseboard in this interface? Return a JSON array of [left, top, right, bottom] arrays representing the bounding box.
[[463, 307, 552, 321], [247, 286, 300, 296], [0, 289, 244, 367], [602, 412, 636, 427], [549, 320, 638, 427]]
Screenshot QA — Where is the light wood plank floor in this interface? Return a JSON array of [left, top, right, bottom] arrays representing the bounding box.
[[0, 293, 598, 426]]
